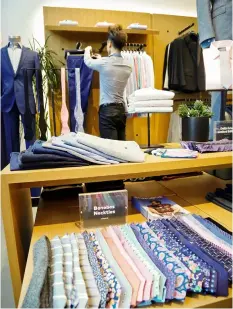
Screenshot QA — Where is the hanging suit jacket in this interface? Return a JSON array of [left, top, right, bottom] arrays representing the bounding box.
[[197, 0, 232, 44], [1, 46, 43, 114], [164, 33, 205, 92]]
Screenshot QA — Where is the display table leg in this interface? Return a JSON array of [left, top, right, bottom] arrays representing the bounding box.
[[1, 179, 33, 305]]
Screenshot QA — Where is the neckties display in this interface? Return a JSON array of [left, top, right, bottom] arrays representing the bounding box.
[[22, 214, 232, 308]]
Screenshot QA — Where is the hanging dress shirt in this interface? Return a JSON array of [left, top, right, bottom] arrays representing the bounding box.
[[203, 40, 233, 90]]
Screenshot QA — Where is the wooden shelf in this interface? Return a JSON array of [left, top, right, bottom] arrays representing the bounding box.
[[2, 146, 232, 304], [18, 177, 232, 308], [45, 25, 159, 35]]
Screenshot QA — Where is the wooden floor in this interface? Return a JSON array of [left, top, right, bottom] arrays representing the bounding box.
[[18, 173, 232, 308]]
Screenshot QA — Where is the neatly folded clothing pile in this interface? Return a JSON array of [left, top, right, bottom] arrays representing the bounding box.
[[206, 184, 232, 212], [181, 139, 232, 153], [127, 88, 175, 113], [127, 23, 148, 30], [10, 132, 145, 171]]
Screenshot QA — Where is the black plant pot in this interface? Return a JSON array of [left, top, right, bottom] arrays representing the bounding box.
[[182, 117, 209, 142]]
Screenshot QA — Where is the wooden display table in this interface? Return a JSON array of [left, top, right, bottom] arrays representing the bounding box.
[[18, 179, 232, 308], [1, 150, 232, 304]]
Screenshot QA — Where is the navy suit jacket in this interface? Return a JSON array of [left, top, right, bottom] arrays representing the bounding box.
[[1, 46, 43, 114]]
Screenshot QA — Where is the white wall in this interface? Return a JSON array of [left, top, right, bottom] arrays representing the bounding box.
[[1, 0, 197, 46]]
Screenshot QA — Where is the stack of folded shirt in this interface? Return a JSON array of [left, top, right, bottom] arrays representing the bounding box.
[[10, 132, 145, 171], [127, 23, 148, 30], [95, 21, 115, 27], [127, 88, 175, 113]]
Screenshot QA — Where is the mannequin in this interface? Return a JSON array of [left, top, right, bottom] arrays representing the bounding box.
[[196, 0, 232, 140], [1, 35, 46, 169]]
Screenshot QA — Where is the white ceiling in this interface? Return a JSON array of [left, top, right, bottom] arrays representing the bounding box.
[[41, 0, 198, 17]]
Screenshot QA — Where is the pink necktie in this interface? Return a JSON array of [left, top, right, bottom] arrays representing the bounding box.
[[61, 67, 70, 134]]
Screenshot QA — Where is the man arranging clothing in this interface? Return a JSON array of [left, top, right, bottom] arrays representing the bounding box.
[[84, 24, 132, 141]]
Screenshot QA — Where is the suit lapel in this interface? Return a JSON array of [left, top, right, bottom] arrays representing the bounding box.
[[15, 46, 27, 76], [2, 46, 15, 75]]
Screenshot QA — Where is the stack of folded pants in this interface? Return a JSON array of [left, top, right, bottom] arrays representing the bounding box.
[[10, 132, 145, 171], [127, 88, 175, 113]]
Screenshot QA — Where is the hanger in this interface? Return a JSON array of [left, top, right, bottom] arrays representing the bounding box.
[[64, 42, 84, 59]]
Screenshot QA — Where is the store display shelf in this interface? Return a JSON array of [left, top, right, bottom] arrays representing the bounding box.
[[45, 25, 159, 35], [18, 177, 232, 308], [2, 148, 232, 305]]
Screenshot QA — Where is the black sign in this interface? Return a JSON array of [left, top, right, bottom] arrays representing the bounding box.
[[214, 121, 233, 141], [79, 190, 128, 228]]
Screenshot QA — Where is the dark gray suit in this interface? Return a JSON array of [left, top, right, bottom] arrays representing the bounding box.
[[197, 0, 232, 44]]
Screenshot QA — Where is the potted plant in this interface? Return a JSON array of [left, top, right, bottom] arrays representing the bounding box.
[[178, 100, 213, 142]]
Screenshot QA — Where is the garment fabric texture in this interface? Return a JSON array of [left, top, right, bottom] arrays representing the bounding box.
[[99, 104, 126, 141], [170, 218, 232, 283], [74, 68, 84, 132], [68, 132, 145, 163], [22, 236, 52, 308], [163, 219, 228, 297], [67, 55, 93, 132], [50, 137, 119, 165], [1, 45, 46, 169], [196, 0, 232, 45], [203, 40, 233, 90], [58, 133, 127, 163], [163, 33, 205, 92], [84, 51, 131, 107], [83, 232, 108, 308], [1, 103, 35, 170], [76, 234, 101, 309], [122, 51, 154, 100], [95, 229, 133, 309], [193, 214, 232, 245], [10, 152, 89, 171], [60, 67, 70, 134], [181, 140, 232, 153], [197, 0, 232, 137]]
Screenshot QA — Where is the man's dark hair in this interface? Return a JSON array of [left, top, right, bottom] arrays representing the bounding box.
[[108, 24, 127, 50]]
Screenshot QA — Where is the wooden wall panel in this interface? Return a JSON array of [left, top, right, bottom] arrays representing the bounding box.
[[43, 7, 198, 144]]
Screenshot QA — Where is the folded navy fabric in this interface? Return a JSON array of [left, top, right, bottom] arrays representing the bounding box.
[[181, 139, 232, 153], [32, 140, 79, 160], [10, 152, 89, 171], [21, 151, 87, 164]]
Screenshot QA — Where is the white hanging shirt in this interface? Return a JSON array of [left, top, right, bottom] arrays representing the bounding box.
[[203, 40, 233, 90], [7, 43, 22, 73]]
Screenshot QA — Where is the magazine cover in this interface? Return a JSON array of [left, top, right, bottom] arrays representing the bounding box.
[[132, 196, 189, 220]]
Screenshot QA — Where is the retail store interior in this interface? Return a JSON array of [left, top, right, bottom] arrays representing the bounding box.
[[1, 0, 232, 308]]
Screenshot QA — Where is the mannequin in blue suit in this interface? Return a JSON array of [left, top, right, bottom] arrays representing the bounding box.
[[1, 37, 46, 169]]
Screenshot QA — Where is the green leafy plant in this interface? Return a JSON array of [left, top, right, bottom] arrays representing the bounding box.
[[29, 36, 64, 137], [178, 100, 213, 118]]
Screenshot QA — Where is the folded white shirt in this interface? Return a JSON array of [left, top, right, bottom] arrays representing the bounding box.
[[95, 21, 115, 27], [59, 20, 78, 26], [128, 99, 173, 107], [129, 107, 173, 113], [127, 23, 148, 30], [130, 88, 175, 101], [67, 132, 145, 163]]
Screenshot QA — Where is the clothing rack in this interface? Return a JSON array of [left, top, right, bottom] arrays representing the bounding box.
[[124, 43, 147, 51], [178, 23, 195, 35]]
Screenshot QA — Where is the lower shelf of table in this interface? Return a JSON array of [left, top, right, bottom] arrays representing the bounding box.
[[18, 174, 232, 308]]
